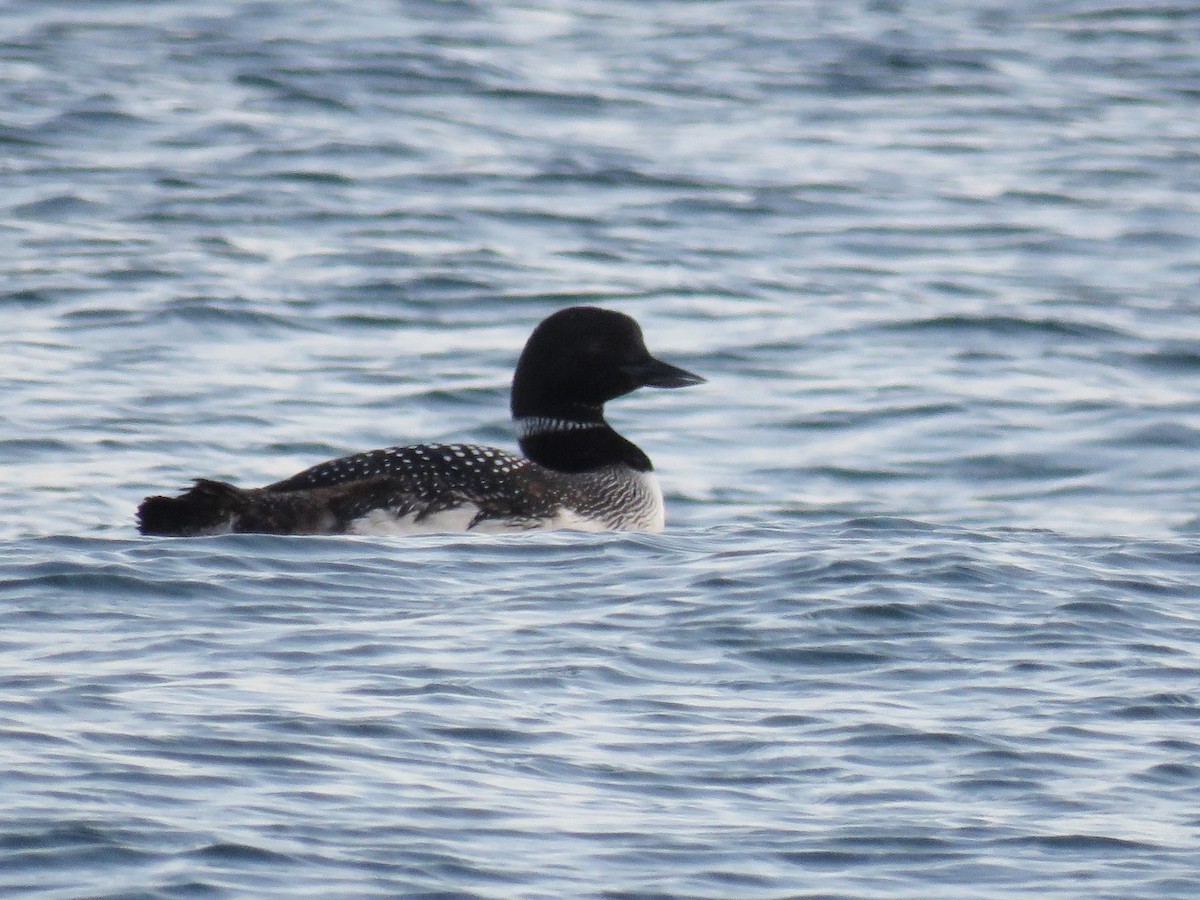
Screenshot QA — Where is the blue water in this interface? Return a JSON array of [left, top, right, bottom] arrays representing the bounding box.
[[3, 0, 1200, 896]]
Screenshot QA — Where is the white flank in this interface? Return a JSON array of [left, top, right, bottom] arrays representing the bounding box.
[[346, 469, 666, 536], [346, 504, 606, 536]]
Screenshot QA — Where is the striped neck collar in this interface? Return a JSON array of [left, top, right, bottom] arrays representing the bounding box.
[[515, 417, 607, 440]]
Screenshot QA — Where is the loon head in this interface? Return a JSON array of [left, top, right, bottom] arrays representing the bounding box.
[[510, 306, 704, 422]]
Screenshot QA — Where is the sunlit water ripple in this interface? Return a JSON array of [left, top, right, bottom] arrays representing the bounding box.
[[3, 0, 1199, 897]]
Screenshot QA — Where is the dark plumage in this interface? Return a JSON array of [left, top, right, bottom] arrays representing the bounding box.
[[137, 306, 703, 536]]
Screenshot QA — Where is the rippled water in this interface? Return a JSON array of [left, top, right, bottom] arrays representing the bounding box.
[[3, 1, 1200, 896]]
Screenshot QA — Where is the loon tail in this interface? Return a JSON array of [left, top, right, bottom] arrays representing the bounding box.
[[137, 479, 248, 536]]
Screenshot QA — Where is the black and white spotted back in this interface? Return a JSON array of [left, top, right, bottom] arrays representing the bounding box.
[[260, 443, 663, 534], [268, 443, 527, 496]]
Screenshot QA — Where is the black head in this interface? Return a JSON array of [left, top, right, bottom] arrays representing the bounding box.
[[510, 306, 704, 421]]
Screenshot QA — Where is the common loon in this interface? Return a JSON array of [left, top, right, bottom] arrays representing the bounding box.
[[137, 306, 704, 536]]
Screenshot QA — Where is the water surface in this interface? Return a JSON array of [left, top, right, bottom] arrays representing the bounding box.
[[3, 1, 1200, 896]]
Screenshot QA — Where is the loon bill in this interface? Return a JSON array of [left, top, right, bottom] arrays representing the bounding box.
[[137, 306, 704, 536]]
